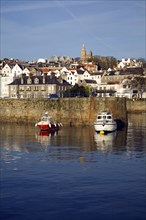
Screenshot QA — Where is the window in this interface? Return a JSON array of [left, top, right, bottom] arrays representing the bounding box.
[[26, 86, 31, 91], [34, 86, 38, 91], [27, 78, 32, 84], [19, 86, 24, 91], [27, 93, 31, 98], [34, 93, 38, 98], [34, 78, 39, 84], [41, 86, 45, 90]]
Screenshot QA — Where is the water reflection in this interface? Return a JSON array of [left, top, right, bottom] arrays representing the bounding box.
[[0, 114, 146, 157], [36, 130, 58, 146], [1, 115, 146, 220], [94, 131, 117, 151]]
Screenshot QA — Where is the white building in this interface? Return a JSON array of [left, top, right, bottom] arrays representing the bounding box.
[[90, 72, 103, 84], [116, 79, 138, 98], [1, 64, 12, 76], [117, 58, 142, 69], [11, 64, 23, 77], [1, 63, 23, 78], [95, 83, 119, 97], [59, 67, 78, 86], [22, 67, 30, 76], [0, 75, 14, 98]]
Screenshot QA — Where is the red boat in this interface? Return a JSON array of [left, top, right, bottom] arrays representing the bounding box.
[[35, 112, 62, 131]]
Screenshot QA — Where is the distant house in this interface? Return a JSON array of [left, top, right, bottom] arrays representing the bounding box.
[[82, 62, 98, 72], [101, 68, 144, 84], [1, 63, 24, 77], [60, 67, 78, 86], [22, 67, 30, 76], [78, 79, 97, 89], [1, 64, 13, 76], [11, 64, 23, 77], [116, 77, 146, 99], [59, 67, 101, 87], [95, 83, 117, 97], [90, 72, 103, 84], [76, 69, 85, 81], [117, 58, 142, 69], [8, 75, 71, 99]]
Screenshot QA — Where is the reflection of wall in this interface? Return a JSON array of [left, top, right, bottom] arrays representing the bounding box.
[[113, 126, 127, 150], [0, 97, 127, 126], [0, 123, 38, 153], [126, 114, 146, 151]]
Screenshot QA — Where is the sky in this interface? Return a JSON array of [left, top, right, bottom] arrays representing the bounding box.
[[0, 0, 146, 61]]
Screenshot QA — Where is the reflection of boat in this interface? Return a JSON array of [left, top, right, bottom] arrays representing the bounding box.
[[94, 131, 117, 150], [35, 112, 62, 131], [36, 130, 57, 146], [94, 111, 117, 134]]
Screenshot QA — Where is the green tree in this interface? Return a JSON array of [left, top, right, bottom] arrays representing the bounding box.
[[133, 77, 146, 98], [87, 56, 117, 70], [63, 84, 89, 97]]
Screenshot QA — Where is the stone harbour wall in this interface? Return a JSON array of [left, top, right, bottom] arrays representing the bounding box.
[[126, 99, 146, 113], [0, 97, 128, 125]]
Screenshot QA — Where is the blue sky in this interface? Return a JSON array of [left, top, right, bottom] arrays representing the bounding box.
[[1, 0, 145, 61]]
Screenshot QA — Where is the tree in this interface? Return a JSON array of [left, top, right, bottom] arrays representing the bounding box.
[[130, 77, 146, 98], [87, 56, 117, 70], [63, 84, 90, 97], [133, 77, 146, 98]]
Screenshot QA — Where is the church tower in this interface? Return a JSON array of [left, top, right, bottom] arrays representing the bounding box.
[[89, 50, 93, 58], [81, 44, 86, 61]]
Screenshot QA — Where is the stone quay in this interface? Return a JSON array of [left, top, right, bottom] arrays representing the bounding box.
[[0, 97, 130, 126]]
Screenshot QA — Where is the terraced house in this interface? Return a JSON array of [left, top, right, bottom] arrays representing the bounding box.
[[8, 75, 71, 98]]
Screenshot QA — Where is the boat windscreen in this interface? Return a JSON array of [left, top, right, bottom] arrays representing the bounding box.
[[107, 116, 112, 119]]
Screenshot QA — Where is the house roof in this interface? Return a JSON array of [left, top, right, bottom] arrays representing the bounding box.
[[105, 67, 144, 76], [9, 75, 71, 86], [84, 79, 97, 84], [76, 70, 85, 75], [121, 67, 143, 75]]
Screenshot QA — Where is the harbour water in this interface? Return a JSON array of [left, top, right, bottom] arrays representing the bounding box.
[[0, 114, 146, 220]]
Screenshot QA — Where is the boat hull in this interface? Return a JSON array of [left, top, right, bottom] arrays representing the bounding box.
[[94, 122, 117, 133], [37, 123, 60, 131]]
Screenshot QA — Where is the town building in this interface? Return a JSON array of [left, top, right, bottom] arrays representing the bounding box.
[[80, 44, 93, 61], [0, 75, 14, 98], [1, 52, 146, 99], [117, 58, 143, 69], [8, 75, 71, 99]]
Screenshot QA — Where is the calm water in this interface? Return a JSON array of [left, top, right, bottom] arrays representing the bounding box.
[[0, 114, 146, 220]]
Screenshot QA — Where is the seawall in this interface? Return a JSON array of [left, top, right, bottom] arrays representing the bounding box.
[[126, 99, 146, 113], [0, 97, 127, 125]]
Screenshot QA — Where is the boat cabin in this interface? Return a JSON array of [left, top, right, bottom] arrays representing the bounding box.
[[97, 112, 113, 121]]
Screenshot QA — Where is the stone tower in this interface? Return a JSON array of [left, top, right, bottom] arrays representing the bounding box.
[[81, 44, 86, 60]]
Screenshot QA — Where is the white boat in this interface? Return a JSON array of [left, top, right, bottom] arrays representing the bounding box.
[[35, 112, 62, 132], [94, 111, 117, 134]]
